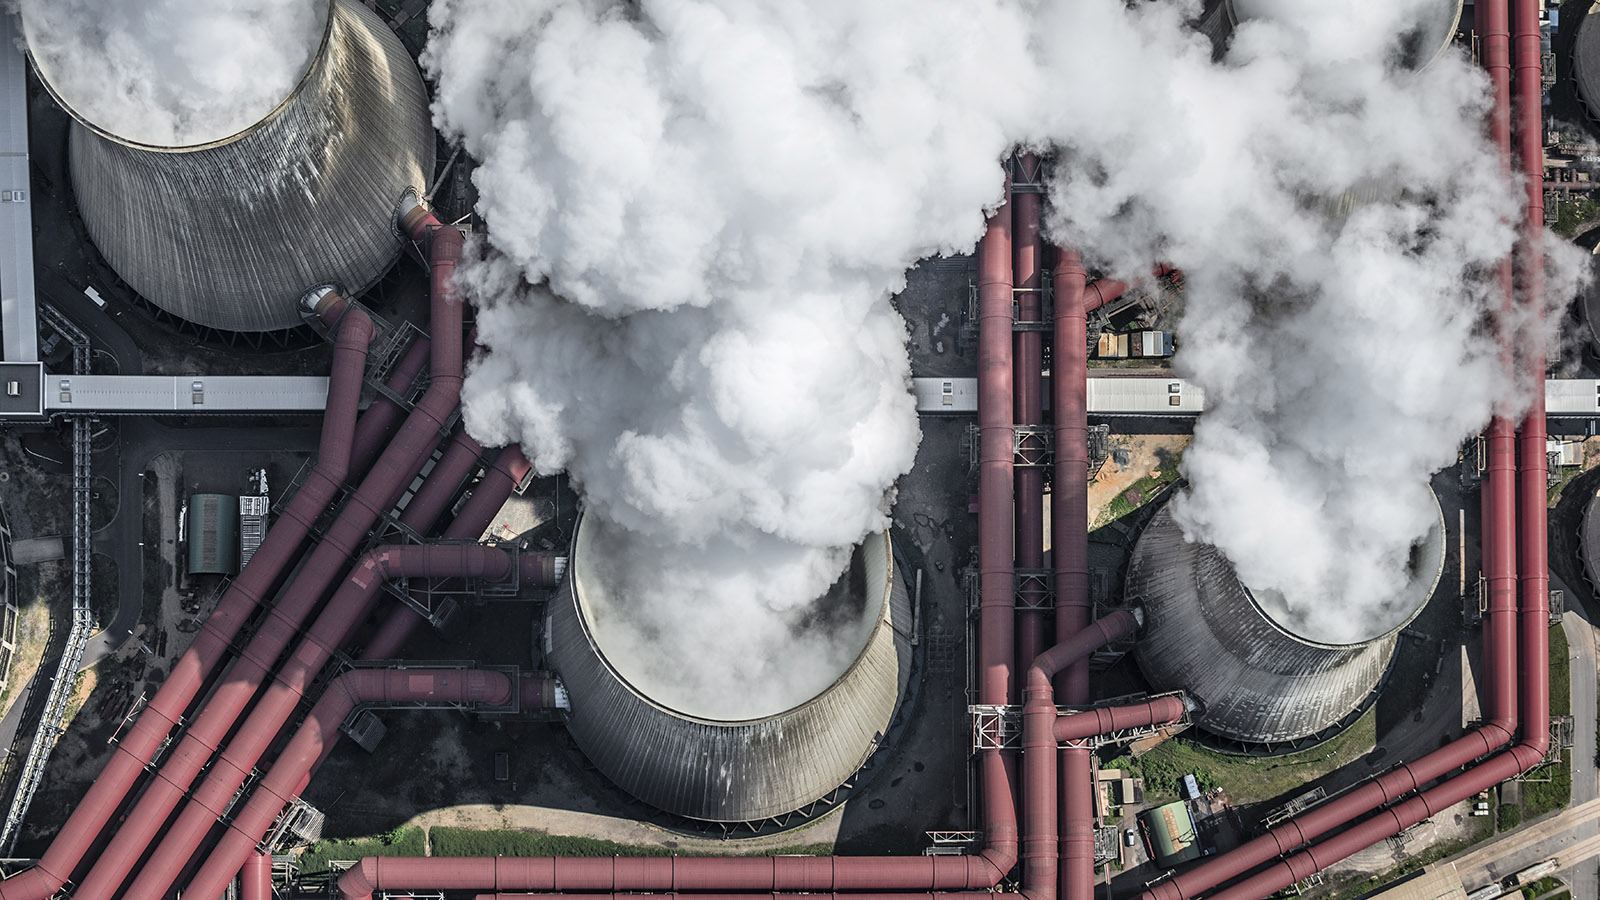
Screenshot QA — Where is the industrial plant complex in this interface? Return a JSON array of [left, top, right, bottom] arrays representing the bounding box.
[[0, 0, 1593, 899]]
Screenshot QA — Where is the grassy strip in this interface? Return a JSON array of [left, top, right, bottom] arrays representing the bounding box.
[[298, 826, 426, 874], [429, 828, 834, 859], [1523, 749, 1573, 819], [1551, 625, 1571, 718], [1122, 707, 1376, 805]]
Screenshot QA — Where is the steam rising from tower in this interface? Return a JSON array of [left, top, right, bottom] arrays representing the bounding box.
[[22, 0, 435, 332], [428, 0, 1579, 708]]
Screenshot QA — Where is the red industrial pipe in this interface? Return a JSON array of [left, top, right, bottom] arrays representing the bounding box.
[[1081, 266, 1180, 314], [1512, 0, 1550, 743], [181, 665, 534, 900], [349, 336, 432, 479], [1050, 248, 1099, 900], [330, 615, 1140, 900], [1013, 154, 1049, 692], [0, 295, 374, 900], [977, 188, 1024, 858], [362, 446, 535, 661], [74, 206, 470, 899], [979, 189, 1018, 708], [122, 543, 537, 900], [1053, 696, 1188, 743], [241, 850, 272, 900]]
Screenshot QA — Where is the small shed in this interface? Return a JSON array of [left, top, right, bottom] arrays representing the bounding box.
[[1140, 800, 1202, 869], [187, 494, 240, 575]]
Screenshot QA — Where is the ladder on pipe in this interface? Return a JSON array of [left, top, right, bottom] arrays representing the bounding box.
[[0, 308, 96, 852]]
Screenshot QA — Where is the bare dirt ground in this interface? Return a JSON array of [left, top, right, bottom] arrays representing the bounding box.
[[1086, 434, 1190, 525]]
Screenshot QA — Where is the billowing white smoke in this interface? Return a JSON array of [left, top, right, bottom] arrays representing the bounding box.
[[1040, 0, 1583, 643], [15, 0, 326, 146], [425, 0, 1583, 707], [424, 0, 1038, 717]]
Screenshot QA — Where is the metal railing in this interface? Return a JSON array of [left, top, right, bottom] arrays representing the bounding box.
[[0, 307, 96, 851]]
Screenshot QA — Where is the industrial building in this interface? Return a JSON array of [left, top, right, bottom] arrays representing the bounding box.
[[185, 494, 240, 577], [35, 0, 434, 335]]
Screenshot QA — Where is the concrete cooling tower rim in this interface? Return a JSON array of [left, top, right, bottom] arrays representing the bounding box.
[[1242, 488, 1446, 647], [567, 518, 888, 725], [22, 0, 335, 151], [1226, 0, 1462, 71]]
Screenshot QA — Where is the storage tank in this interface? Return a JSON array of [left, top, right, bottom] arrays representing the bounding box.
[[1578, 10, 1600, 127], [1226, 0, 1463, 70], [545, 517, 914, 823], [24, 0, 434, 333], [1128, 497, 1445, 749]]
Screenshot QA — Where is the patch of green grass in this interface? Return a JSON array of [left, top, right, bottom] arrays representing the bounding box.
[[430, 828, 674, 858], [298, 826, 425, 874], [428, 828, 833, 859], [1523, 750, 1573, 819], [1555, 197, 1600, 238], [1524, 876, 1563, 897], [1093, 448, 1185, 528], [1551, 625, 1571, 718], [1499, 803, 1523, 831], [1126, 707, 1375, 805]]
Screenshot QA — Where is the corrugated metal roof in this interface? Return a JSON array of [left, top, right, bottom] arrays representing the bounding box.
[[187, 493, 239, 575], [1140, 801, 1202, 868], [0, 11, 36, 363], [547, 524, 914, 822], [1129, 502, 1442, 746], [62, 0, 433, 332], [43, 375, 328, 413], [918, 376, 1597, 418]]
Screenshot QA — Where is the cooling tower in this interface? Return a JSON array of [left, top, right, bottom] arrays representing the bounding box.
[[545, 519, 914, 823], [1578, 12, 1600, 136], [1129, 499, 1444, 748], [31, 0, 434, 333], [1227, 0, 1463, 70]]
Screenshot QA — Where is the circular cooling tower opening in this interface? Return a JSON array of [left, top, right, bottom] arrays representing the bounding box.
[[571, 516, 884, 722], [21, 0, 332, 147], [1228, 0, 1461, 71], [1245, 497, 1446, 646]]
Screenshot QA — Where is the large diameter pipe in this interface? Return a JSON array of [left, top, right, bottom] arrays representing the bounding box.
[[349, 336, 432, 480], [178, 666, 527, 900], [1512, 0, 1550, 755], [1051, 248, 1095, 900], [241, 851, 272, 900], [978, 190, 1016, 708], [976, 186, 1023, 874], [77, 212, 469, 900], [0, 298, 375, 900], [1012, 154, 1048, 692], [329, 611, 1142, 900], [121, 544, 524, 900], [361, 445, 532, 661]]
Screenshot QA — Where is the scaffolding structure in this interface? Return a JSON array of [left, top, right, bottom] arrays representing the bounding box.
[[0, 306, 95, 851]]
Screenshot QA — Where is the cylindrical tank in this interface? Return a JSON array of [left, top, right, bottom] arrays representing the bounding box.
[[1129, 498, 1445, 748], [1226, 0, 1463, 71], [545, 519, 914, 823], [1577, 9, 1600, 126], [1578, 488, 1600, 590], [29, 0, 434, 333]]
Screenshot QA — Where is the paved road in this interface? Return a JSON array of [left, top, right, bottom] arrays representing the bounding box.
[[1561, 574, 1599, 900]]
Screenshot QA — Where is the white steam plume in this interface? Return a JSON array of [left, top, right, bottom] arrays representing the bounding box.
[[424, 0, 1583, 710], [15, 0, 326, 146]]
